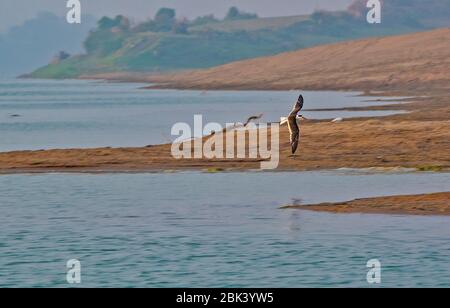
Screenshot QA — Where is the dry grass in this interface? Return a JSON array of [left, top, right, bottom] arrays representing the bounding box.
[[147, 28, 450, 92]]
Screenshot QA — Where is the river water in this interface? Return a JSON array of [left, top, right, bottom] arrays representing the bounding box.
[[1, 171, 449, 287]]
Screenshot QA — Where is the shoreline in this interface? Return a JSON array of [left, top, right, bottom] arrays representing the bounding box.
[[1, 88, 449, 174], [281, 192, 450, 216], [0, 166, 447, 175], [1, 104, 449, 173]]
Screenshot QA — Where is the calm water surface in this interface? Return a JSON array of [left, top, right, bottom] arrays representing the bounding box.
[[1, 171, 449, 288]]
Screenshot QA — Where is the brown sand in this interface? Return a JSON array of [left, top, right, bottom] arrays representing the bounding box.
[[281, 192, 450, 216], [0, 107, 449, 173]]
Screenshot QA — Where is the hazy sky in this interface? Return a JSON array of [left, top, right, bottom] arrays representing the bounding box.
[[0, 0, 354, 33]]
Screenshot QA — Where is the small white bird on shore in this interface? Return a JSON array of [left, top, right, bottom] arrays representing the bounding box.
[[331, 117, 344, 123]]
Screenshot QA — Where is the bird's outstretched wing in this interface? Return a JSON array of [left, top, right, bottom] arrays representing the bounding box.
[[217, 114, 263, 135], [287, 115, 300, 154], [286, 95, 304, 154], [289, 95, 304, 117], [244, 113, 263, 127]]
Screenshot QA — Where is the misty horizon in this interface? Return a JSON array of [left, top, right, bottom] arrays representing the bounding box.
[[0, 0, 354, 33]]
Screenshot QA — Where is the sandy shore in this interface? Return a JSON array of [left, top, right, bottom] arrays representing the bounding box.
[[1, 96, 449, 174], [281, 192, 450, 216]]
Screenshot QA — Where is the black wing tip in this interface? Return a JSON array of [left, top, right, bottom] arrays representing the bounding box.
[[291, 141, 299, 154]]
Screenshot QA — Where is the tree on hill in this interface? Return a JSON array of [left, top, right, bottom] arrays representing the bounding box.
[[98, 16, 117, 30], [154, 8, 176, 31], [155, 8, 176, 21], [133, 8, 177, 32], [225, 7, 258, 20], [191, 14, 219, 26], [50, 51, 71, 64], [97, 15, 130, 31]]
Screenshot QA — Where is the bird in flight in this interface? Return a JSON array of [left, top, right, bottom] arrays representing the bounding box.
[[208, 113, 263, 137], [243, 113, 263, 127], [285, 95, 306, 155]]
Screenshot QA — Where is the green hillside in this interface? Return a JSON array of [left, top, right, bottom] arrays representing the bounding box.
[[29, 1, 450, 79]]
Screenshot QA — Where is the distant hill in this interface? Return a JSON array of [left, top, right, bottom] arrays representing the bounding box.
[[150, 28, 450, 92], [29, 1, 450, 79], [0, 12, 96, 77], [189, 15, 310, 33]]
